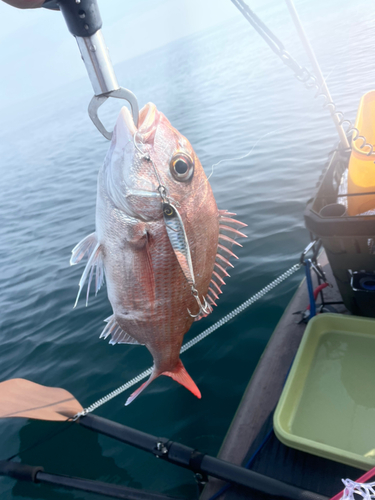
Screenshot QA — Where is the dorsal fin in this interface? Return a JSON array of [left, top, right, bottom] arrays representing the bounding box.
[[196, 209, 247, 319], [193, 303, 213, 322]]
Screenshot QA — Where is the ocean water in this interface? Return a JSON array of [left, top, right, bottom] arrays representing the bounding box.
[[1, 0, 375, 498]]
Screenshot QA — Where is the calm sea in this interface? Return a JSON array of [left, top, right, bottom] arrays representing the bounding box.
[[0, 0, 374, 498]]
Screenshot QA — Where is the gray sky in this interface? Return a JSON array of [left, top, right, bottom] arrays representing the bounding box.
[[0, 0, 266, 109]]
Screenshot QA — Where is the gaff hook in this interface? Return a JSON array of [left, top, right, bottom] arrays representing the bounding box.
[[43, 0, 139, 140], [88, 88, 139, 141]]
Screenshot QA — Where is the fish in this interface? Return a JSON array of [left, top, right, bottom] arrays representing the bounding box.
[[71, 103, 246, 405]]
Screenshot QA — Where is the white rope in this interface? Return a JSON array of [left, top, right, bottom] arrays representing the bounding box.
[[342, 479, 375, 500], [80, 263, 301, 415]]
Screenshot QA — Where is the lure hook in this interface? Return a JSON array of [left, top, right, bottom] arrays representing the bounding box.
[[188, 287, 211, 318]]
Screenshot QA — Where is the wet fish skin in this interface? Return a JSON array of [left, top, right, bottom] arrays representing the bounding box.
[[82, 103, 219, 403]]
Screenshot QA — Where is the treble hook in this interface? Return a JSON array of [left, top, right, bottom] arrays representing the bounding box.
[[188, 287, 211, 318]]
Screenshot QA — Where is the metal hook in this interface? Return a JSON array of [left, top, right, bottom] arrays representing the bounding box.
[[88, 87, 139, 140], [187, 288, 211, 318]]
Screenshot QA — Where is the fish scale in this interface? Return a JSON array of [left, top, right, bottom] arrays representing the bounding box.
[[70, 103, 246, 405]]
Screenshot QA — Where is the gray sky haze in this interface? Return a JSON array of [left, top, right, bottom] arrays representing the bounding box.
[[0, 0, 253, 109]]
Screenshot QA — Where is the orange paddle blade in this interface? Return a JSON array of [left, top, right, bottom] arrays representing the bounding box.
[[0, 378, 83, 421]]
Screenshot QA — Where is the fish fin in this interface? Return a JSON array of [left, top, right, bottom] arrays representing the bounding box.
[[206, 295, 217, 307], [125, 360, 201, 405], [208, 286, 219, 301], [125, 371, 158, 406], [73, 241, 105, 308], [70, 232, 98, 266], [218, 210, 237, 216], [100, 315, 142, 345], [206, 209, 247, 300], [193, 302, 213, 322], [163, 360, 201, 399], [116, 330, 143, 345]]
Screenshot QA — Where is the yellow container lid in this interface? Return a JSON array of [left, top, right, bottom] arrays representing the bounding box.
[[348, 90, 375, 215]]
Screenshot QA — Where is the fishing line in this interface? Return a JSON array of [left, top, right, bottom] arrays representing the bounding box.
[[133, 132, 165, 194], [178, 124, 294, 207], [207, 124, 292, 181], [200, 66, 337, 187]]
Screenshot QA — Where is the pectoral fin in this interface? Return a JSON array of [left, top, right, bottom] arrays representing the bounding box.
[[70, 232, 97, 265], [71, 232, 105, 307]]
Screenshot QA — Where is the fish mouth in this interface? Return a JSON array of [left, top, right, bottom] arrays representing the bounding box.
[[138, 102, 159, 135], [120, 102, 159, 140], [106, 103, 163, 219], [118, 103, 163, 201]]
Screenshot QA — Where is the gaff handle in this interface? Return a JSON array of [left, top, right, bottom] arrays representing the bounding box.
[[43, 0, 102, 37], [0, 460, 44, 483], [43, 0, 139, 138]]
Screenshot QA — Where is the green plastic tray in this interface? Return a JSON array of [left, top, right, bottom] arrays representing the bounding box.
[[274, 313, 375, 470]]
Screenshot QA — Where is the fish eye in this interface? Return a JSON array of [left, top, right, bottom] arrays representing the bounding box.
[[170, 153, 194, 182], [175, 160, 188, 175]]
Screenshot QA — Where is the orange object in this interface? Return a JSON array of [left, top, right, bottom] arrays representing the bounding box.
[[348, 90, 375, 215], [0, 378, 83, 421]]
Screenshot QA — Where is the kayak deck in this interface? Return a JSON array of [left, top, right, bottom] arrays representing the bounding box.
[[201, 252, 363, 500]]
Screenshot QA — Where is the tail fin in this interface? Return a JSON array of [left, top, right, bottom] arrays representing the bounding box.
[[125, 360, 201, 406], [125, 371, 158, 406], [163, 360, 201, 399]]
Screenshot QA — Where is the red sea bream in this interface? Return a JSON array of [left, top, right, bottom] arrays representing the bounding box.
[[71, 103, 246, 404]]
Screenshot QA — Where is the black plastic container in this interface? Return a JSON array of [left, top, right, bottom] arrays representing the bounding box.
[[304, 149, 375, 317]]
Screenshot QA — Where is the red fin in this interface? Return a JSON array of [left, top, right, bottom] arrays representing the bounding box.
[[210, 279, 222, 294], [163, 360, 201, 399], [214, 262, 230, 277], [218, 216, 248, 227], [217, 244, 239, 259], [193, 303, 213, 322], [207, 295, 217, 307], [208, 286, 220, 300], [218, 210, 237, 216], [219, 234, 243, 247], [219, 224, 247, 238], [125, 361, 201, 405], [212, 270, 226, 286], [216, 253, 234, 268], [125, 372, 157, 406]]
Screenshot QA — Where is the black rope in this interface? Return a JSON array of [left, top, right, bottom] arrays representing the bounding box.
[[5, 418, 75, 462]]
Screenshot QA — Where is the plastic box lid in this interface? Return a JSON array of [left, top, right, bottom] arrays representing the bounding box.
[[274, 313, 375, 470]]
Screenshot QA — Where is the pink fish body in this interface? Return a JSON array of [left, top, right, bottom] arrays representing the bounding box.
[[71, 103, 246, 404]]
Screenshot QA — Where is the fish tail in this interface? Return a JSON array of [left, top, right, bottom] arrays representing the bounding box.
[[125, 371, 158, 406], [125, 360, 201, 405], [162, 360, 201, 399]]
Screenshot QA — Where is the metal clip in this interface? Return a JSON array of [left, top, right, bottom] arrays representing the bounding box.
[[88, 87, 139, 140], [300, 240, 318, 265], [300, 240, 332, 287], [310, 261, 333, 287], [154, 438, 170, 458]]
